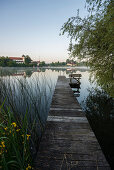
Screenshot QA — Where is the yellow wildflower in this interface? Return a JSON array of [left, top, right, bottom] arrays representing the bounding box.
[[4, 127, 8, 131], [26, 164, 32, 170], [16, 129, 20, 132], [1, 141, 5, 148], [11, 122, 17, 128], [26, 134, 31, 140], [9, 130, 11, 133]]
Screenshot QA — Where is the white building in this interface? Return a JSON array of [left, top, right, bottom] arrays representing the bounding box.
[[9, 57, 25, 64]]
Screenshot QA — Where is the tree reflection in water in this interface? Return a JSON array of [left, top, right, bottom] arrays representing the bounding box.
[[83, 88, 114, 169], [90, 67, 114, 98]]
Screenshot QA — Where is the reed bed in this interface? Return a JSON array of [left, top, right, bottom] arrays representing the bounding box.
[[0, 69, 56, 169]]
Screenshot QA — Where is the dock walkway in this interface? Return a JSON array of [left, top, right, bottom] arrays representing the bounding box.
[[35, 76, 110, 170]]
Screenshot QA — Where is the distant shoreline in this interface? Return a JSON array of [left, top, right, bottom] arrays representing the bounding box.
[[0, 66, 90, 69]]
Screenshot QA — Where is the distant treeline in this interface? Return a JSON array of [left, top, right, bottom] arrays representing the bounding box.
[[46, 61, 87, 67], [47, 61, 66, 67], [0, 56, 87, 67], [35, 60, 87, 67]]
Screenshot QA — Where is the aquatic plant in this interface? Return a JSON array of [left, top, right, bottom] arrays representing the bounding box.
[[0, 105, 32, 169], [0, 69, 56, 168]]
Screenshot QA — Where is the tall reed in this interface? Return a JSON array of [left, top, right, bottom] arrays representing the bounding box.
[[0, 69, 56, 167]]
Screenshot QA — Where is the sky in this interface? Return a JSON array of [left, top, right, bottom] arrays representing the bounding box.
[[0, 0, 87, 63]]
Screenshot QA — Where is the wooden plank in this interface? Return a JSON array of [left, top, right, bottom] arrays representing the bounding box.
[[69, 74, 82, 77], [34, 76, 110, 170], [35, 152, 107, 162], [49, 110, 85, 117]]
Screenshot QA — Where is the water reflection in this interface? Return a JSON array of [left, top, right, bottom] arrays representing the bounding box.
[[0, 68, 41, 77], [90, 68, 114, 98], [83, 88, 114, 169], [0, 67, 91, 123], [0, 67, 95, 108]]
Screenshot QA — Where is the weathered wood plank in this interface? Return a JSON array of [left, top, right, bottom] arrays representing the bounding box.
[[34, 76, 110, 170], [69, 74, 82, 77], [49, 110, 85, 117]]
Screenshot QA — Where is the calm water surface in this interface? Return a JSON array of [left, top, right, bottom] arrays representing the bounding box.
[[0, 66, 93, 106]]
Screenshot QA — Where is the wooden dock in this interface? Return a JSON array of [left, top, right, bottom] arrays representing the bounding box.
[[35, 76, 110, 170]]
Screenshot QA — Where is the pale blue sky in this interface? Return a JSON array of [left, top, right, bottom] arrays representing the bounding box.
[[0, 0, 87, 62]]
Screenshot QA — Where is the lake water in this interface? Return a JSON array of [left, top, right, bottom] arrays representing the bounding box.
[[0, 66, 112, 125], [0, 67, 114, 168], [0, 66, 94, 107]]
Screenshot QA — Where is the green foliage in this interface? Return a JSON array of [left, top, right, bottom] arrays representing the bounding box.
[[61, 0, 114, 60], [61, 0, 114, 97], [49, 61, 66, 66], [39, 61, 46, 67], [0, 57, 16, 67], [24, 55, 32, 65], [0, 55, 37, 67], [0, 106, 32, 169]]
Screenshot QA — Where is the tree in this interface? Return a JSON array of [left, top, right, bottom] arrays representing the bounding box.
[[24, 55, 31, 65], [0, 56, 16, 67], [61, 0, 114, 97], [22, 54, 25, 58], [39, 61, 46, 67], [7, 60, 16, 67]]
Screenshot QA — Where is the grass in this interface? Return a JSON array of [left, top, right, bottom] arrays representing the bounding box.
[[0, 69, 56, 169]]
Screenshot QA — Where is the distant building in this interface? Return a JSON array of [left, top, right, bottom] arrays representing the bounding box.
[[9, 56, 40, 66], [9, 57, 25, 64], [31, 60, 40, 66], [37, 61, 40, 66], [66, 59, 76, 66], [67, 63, 76, 67]]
